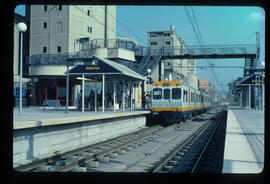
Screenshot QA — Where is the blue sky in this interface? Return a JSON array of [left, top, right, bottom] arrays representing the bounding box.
[[15, 5, 265, 93]]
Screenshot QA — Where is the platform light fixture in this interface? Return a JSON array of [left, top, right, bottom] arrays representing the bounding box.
[[17, 22, 27, 116]]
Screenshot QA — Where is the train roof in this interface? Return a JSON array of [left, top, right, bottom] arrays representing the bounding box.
[[152, 81, 197, 90], [152, 81, 183, 86], [152, 81, 210, 96]]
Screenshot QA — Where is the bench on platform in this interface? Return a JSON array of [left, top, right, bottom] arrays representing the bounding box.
[[43, 100, 61, 112]]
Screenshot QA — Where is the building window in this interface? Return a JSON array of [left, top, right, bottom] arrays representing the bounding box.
[[87, 10, 93, 17], [56, 22, 63, 33], [43, 47, 47, 53], [44, 5, 47, 11], [166, 41, 171, 45], [58, 5, 62, 10], [151, 42, 157, 46], [57, 46, 61, 53], [43, 22, 47, 29], [88, 26, 92, 33]]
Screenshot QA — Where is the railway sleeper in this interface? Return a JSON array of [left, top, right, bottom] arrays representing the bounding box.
[[172, 156, 181, 161], [96, 156, 110, 163], [37, 165, 60, 172], [71, 167, 88, 172], [162, 165, 173, 171], [53, 160, 65, 166], [116, 149, 126, 155], [124, 146, 133, 151], [168, 160, 178, 166], [78, 151, 92, 157], [89, 149, 99, 153], [177, 152, 185, 157], [84, 161, 99, 168], [69, 155, 84, 161], [106, 152, 118, 158]]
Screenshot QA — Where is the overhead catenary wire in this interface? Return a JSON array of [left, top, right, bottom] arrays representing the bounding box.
[[99, 6, 147, 45], [184, 6, 226, 94]]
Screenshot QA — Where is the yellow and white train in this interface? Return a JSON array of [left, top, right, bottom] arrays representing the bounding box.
[[151, 81, 210, 124]]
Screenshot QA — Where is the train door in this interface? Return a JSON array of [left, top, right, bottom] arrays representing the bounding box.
[[171, 87, 182, 109], [163, 87, 171, 109], [194, 90, 196, 106], [188, 89, 190, 108], [152, 87, 162, 109]]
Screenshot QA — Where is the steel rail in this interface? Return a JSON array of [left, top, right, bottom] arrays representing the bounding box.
[[15, 125, 162, 172], [190, 110, 225, 173], [53, 124, 177, 172], [150, 112, 218, 173]]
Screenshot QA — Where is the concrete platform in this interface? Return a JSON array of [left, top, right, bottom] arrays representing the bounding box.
[[13, 107, 150, 167], [13, 106, 150, 129], [222, 106, 264, 173]]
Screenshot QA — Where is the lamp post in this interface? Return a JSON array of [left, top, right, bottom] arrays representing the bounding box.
[[17, 22, 27, 116], [261, 61, 265, 110]]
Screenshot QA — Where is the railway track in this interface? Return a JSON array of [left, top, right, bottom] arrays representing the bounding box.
[[15, 107, 226, 173], [151, 109, 227, 173], [15, 123, 175, 172]]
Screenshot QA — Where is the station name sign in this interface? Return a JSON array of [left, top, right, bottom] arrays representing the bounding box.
[[252, 80, 262, 83], [66, 58, 98, 66]]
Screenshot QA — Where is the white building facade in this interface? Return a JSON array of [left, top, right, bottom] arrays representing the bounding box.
[[147, 25, 198, 88], [28, 5, 116, 106]]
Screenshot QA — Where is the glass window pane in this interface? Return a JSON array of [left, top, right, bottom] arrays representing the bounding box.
[[164, 89, 170, 100], [153, 88, 162, 100], [172, 88, 181, 100]]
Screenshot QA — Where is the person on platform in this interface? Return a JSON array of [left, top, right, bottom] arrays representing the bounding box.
[[77, 90, 82, 111], [89, 90, 95, 111]]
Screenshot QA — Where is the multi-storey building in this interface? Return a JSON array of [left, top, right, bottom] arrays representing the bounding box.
[[147, 25, 198, 88], [30, 5, 115, 55], [28, 5, 116, 105], [198, 78, 209, 92]]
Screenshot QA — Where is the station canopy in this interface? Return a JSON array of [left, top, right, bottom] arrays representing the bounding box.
[[68, 55, 146, 81], [236, 74, 264, 86]]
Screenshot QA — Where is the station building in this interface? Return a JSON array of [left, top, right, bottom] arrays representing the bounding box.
[[28, 5, 117, 106]]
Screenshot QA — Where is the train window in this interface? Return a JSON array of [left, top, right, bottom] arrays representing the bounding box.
[[191, 92, 194, 102], [172, 88, 181, 100], [164, 89, 170, 100], [183, 90, 187, 102], [153, 88, 162, 100]]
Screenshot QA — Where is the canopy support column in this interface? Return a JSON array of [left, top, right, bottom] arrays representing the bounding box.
[[249, 85, 251, 108], [102, 74, 105, 112], [122, 80, 125, 111], [130, 81, 133, 111], [95, 78, 97, 112], [82, 74, 85, 112], [65, 65, 69, 114], [113, 78, 116, 112]]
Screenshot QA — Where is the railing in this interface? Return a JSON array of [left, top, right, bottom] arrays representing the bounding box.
[[156, 44, 257, 56], [30, 44, 257, 67]]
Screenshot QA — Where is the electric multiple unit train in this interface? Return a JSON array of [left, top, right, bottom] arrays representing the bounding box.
[[150, 81, 211, 124]]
